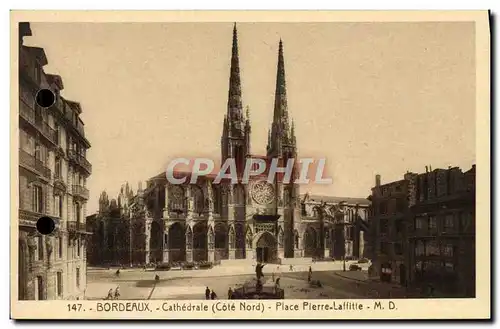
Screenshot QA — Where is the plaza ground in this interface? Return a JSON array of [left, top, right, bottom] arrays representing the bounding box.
[[84, 261, 420, 300]]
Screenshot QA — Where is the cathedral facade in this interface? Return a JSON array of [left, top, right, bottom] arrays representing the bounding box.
[[87, 25, 370, 266]]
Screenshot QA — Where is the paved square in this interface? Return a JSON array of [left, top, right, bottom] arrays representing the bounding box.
[[85, 262, 412, 300]]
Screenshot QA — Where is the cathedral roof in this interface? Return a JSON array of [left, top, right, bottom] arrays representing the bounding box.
[[301, 194, 370, 206]]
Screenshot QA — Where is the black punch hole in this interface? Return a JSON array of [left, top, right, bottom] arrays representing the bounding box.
[[36, 216, 55, 235], [35, 89, 55, 108]]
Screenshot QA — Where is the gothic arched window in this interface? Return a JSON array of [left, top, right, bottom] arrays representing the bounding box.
[[192, 186, 204, 214]]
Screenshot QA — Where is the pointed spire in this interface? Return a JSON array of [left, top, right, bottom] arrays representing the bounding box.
[[266, 127, 272, 152], [227, 23, 244, 136], [291, 119, 296, 145], [269, 38, 292, 156]]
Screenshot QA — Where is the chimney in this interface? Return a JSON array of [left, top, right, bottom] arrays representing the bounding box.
[[375, 174, 381, 187], [425, 166, 428, 173]]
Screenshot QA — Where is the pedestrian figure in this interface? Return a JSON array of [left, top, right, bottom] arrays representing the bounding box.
[[205, 287, 210, 300], [289, 265, 293, 272], [308, 271, 312, 283], [255, 279, 263, 293], [210, 290, 217, 300], [228, 288, 233, 300], [115, 269, 120, 277], [255, 263, 265, 281], [272, 271, 275, 282], [154, 274, 160, 283], [114, 286, 120, 300], [106, 288, 113, 300]]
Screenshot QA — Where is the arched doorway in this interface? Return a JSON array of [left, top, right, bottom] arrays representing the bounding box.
[[150, 221, 163, 263], [168, 222, 185, 262], [193, 221, 208, 261], [18, 239, 28, 300], [214, 223, 228, 260], [254, 231, 278, 263], [303, 226, 317, 258]]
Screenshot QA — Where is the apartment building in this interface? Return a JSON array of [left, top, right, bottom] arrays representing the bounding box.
[[368, 165, 476, 297], [368, 174, 410, 285], [407, 165, 476, 297], [18, 22, 92, 300]]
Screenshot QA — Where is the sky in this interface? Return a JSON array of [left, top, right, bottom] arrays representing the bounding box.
[[24, 22, 476, 214]]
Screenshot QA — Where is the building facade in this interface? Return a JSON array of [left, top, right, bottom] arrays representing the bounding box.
[[18, 23, 92, 300], [367, 174, 410, 285], [407, 165, 476, 297], [86, 25, 370, 267], [368, 166, 476, 297]]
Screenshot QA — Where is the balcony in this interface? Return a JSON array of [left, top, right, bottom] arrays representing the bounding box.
[[67, 221, 91, 235], [19, 99, 35, 124], [19, 98, 57, 146], [19, 209, 39, 228], [72, 184, 89, 200], [19, 149, 51, 181], [19, 209, 60, 232], [68, 149, 92, 175], [34, 117, 57, 145]]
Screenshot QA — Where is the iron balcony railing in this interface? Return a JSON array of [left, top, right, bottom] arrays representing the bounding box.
[[19, 209, 40, 228], [72, 185, 89, 199], [67, 221, 87, 233], [34, 117, 57, 145], [19, 98, 35, 124], [67, 149, 92, 174], [19, 209, 60, 231], [19, 149, 51, 180], [19, 98, 58, 145]]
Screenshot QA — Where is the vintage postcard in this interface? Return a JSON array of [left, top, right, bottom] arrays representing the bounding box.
[[10, 10, 491, 320]]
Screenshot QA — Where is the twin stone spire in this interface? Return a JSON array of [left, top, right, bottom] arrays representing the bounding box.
[[223, 23, 296, 158]]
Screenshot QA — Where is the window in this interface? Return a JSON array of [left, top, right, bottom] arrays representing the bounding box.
[[442, 243, 454, 257], [394, 243, 403, 255], [75, 203, 81, 224], [415, 217, 424, 230], [76, 268, 80, 288], [55, 157, 62, 179], [77, 238, 80, 257], [32, 185, 43, 213], [461, 212, 473, 232], [380, 218, 389, 234], [443, 214, 455, 232], [54, 123, 60, 145], [428, 216, 437, 234], [379, 201, 387, 215], [36, 236, 43, 260], [380, 242, 389, 255], [58, 237, 63, 258], [426, 240, 439, 256], [20, 129, 35, 154], [396, 198, 406, 212], [415, 241, 425, 256], [395, 219, 404, 234], [36, 276, 44, 300], [56, 272, 63, 297], [53, 195, 61, 218]]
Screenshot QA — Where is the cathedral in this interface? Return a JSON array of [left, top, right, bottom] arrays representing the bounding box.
[[87, 25, 370, 267]]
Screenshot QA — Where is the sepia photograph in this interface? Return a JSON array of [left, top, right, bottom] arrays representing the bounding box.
[[10, 10, 490, 320]]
